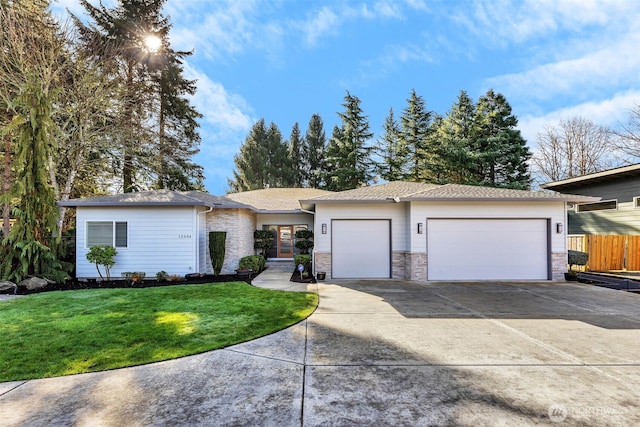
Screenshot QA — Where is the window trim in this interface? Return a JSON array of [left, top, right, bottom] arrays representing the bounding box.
[[575, 199, 618, 213], [86, 221, 128, 248]]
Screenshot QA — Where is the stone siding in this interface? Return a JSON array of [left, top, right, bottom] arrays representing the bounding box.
[[392, 252, 408, 280], [314, 252, 331, 278], [551, 251, 567, 281], [205, 209, 256, 274], [409, 253, 427, 282]]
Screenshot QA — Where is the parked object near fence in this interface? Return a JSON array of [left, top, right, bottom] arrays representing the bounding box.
[[568, 235, 640, 272]]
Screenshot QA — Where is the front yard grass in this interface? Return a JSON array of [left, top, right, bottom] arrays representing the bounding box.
[[0, 282, 318, 382]]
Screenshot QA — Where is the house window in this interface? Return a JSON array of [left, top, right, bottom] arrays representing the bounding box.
[[87, 221, 128, 248], [576, 200, 617, 213], [634, 197, 640, 208]]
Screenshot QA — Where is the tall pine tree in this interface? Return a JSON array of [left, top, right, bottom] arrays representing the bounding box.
[[228, 119, 294, 191], [375, 108, 406, 182], [399, 89, 438, 182], [436, 90, 477, 184], [73, 0, 201, 193], [288, 122, 305, 187], [323, 92, 374, 191], [471, 89, 531, 189], [304, 113, 326, 188]]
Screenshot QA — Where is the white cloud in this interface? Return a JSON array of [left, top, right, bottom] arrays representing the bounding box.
[[518, 90, 640, 145], [486, 32, 640, 103], [183, 63, 253, 133]]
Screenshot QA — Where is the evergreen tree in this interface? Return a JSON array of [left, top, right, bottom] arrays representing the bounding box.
[[375, 108, 406, 182], [73, 0, 202, 193], [436, 90, 477, 184], [399, 89, 438, 182], [0, 1, 67, 281], [288, 122, 305, 187], [264, 121, 294, 187], [228, 119, 294, 191], [323, 92, 374, 191], [471, 89, 531, 189], [153, 47, 204, 190], [304, 113, 326, 188]]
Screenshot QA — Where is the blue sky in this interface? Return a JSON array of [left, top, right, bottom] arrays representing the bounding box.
[[55, 0, 640, 195]]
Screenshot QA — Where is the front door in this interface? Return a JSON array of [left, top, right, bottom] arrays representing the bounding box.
[[278, 225, 293, 258]]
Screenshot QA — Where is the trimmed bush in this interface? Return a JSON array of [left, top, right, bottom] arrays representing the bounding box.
[[294, 229, 314, 254], [568, 250, 588, 271], [253, 230, 275, 258], [156, 271, 168, 281], [209, 231, 227, 276], [294, 254, 312, 273], [239, 255, 265, 272]]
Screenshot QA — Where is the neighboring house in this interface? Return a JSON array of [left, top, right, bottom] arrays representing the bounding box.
[[59, 188, 329, 279], [541, 164, 640, 235], [301, 181, 593, 281]]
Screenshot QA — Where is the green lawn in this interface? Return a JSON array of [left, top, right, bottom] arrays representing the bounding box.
[[0, 282, 318, 382]]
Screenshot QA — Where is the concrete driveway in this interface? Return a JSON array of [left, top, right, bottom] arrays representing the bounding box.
[[1, 280, 640, 426]]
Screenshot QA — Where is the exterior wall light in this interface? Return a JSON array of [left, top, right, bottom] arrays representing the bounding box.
[[417, 222, 423, 234], [556, 222, 563, 234], [322, 223, 327, 234]]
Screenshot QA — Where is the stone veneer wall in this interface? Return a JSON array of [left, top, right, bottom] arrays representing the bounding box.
[[409, 253, 427, 282], [392, 252, 408, 280], [205, 209, 256, 275], [551, 252, 567, 281], [314, 252, 331, 278]]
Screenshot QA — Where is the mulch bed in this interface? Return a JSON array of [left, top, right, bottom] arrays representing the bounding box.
[[289, 270, 317, 284], [8, 270, 264, 295]]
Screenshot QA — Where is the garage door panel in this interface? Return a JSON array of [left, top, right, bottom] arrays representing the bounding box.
[[428, 219, 548, 281], [332, 220, 390, 278]]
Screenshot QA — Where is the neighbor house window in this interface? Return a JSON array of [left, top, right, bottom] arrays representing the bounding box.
[[634, 197, 640, 208], [87, 221, 128, 248], [576, 200, 617, 213]]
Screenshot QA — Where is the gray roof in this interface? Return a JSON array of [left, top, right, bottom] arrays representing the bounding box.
[[226, 188, 333, 212], [58, 190, 252, 209], [541, 163, 640, 192], [302, 181, 598, 204]]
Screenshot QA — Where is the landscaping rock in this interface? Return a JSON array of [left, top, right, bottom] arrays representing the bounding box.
[[0, 281, 17, 293], [17, 277, 49, 291]]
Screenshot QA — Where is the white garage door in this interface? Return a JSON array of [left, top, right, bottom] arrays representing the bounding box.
[[427, 219, 549, 281], [332, 220, 391, 278]]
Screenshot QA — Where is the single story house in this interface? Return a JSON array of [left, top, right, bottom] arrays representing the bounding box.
[[58, 188, 330, 279], [541, 163, 640, 235], [60, 182, 592, 282], [300, 181, 594, 281]]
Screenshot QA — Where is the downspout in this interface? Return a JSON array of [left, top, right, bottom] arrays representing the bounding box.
[[196, 205, 214, 273]]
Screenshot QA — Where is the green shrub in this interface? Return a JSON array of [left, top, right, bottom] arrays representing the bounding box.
[[156, 271, 168, 281], [239, 255, 265, 272], [294, 229, 314, 254], [209, 231, 227, 276], [568, 250, 588, 271], [294, 254, 312, 273], [86, 246, 117, 280], [253, 230, 275, 257]]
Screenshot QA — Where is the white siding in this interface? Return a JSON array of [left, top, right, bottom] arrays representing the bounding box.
[[314, 203, 408, 252], [76, 206, 197, 279], [197, 207, 208, 273], [256, 213, 314, 229], [409, 201, 567, 254]]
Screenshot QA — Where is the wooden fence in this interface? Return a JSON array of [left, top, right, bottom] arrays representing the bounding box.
[[568, 235, 640, 272]]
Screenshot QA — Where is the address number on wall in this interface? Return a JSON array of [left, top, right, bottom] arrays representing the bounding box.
[[178, 234, 192, 239]]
